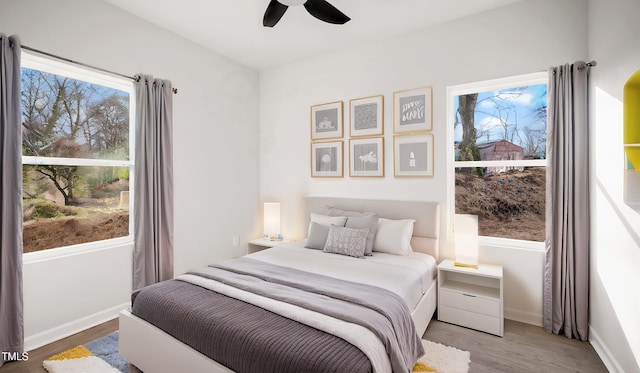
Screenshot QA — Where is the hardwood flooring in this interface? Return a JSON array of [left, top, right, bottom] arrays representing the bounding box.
[[0, 318, 119, 373], [423, 319, 608, 373], [1, 318, 607, 373]]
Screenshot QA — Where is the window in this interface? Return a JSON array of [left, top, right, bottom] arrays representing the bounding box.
[[447, 73, 547, 246], [21, 52, 134, 255]]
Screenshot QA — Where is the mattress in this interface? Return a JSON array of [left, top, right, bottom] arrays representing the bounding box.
[[248, 240, 437, 310]]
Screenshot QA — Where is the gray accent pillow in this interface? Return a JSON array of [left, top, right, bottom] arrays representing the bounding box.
[[308, 213, 347, 237], [323, 225, 369, 259], [305, 221, 331, 250], [344, 215, 378, 256], [326, 206, 378, 256]]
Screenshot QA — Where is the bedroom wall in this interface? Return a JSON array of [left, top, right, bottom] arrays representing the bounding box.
[[259, 0, 587, 327], [2, 0, 260, 349], [588, 0, 640, 371]]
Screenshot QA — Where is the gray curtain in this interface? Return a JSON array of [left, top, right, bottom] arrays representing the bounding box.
[[133, 74, 174, 291], [544, 61, 591, 341], [0, 34, 24, 367]]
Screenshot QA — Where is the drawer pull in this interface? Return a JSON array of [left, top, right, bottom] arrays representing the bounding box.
[[462, 293, 476, 297]]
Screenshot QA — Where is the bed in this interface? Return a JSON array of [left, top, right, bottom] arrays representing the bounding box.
[[119, 197, 440, 373]]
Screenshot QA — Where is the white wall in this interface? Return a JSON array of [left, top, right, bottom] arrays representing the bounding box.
[[22, 244, 133, 349], [260, 0, 587, 326], [588, 0, 640, 371], [3, 0, 260, 349]]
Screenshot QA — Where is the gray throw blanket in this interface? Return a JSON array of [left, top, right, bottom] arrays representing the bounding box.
[[188, 257, 424, 373]]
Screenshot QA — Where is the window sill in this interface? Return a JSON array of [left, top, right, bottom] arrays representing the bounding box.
[[478, 236, 545, 252], [23, 236, 134, 264]]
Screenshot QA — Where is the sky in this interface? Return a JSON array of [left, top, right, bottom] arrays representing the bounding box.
[[453, 83, 547, 154]]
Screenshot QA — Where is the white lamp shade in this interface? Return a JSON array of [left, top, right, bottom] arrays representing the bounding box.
[[263, 202, 281, 237], [454, 214, 479, 268]]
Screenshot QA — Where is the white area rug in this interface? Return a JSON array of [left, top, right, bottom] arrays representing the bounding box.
[[414, 339, 471, 373], [43, 355, 121, 373]]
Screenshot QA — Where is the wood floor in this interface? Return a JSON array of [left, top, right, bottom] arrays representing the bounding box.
[[0, 318, 607, 373], [0, 319, 119, 373], [423, 319, 608, 373]]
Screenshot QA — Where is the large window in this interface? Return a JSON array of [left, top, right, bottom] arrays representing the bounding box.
[[448, 73, 547, 245], [21, 52, 134, 254]]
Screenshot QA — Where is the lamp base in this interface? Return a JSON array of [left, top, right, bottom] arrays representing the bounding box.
[[454, 261, 478, 269]]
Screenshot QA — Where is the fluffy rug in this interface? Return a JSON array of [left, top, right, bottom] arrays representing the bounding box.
[[412, 340, 471, 373], [43, 332, 128, 373]]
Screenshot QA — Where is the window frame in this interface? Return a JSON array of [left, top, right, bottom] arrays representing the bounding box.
[[21, 51, 136, 261], [446, 72, 548, 250]]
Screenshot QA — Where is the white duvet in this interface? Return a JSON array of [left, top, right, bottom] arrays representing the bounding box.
[[247, 240, 437, 310]]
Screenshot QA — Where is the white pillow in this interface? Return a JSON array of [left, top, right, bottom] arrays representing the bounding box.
[[373, 218, 415, 255], [308, 213, 347, 236]]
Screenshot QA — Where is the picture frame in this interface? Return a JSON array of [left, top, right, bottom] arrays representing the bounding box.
[[350, 95, 384, 137], [311, 101, 343, 140], [311, 141, 343, 178], [350, 137, 384, 177], [394, 134, 434, 177], [393, 86, 432, 133]]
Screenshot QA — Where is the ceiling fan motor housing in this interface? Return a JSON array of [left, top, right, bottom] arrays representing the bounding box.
[[278, 0, 307, 5]]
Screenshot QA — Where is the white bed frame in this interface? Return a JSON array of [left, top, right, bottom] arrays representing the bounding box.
[[120, 197, 440, 373]]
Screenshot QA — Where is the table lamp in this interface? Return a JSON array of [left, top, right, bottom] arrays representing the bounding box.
[[454, 214, 479, 268], [263, 202, 281, 241]]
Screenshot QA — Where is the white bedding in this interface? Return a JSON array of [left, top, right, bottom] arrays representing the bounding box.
[[247, 240, 437, 310]]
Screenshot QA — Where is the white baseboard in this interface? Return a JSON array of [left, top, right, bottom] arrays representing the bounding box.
[[589, 327, 623, 373], [24, 302, 129, 351], [505, 307, 542, 326]]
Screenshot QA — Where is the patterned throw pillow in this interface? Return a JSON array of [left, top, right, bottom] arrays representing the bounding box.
[[323, 225, 369, 258], [325, 206, 379, 256]]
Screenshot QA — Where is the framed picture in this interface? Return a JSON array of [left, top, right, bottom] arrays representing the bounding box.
[[311, 101, 343, 140], [350, 95, 384, 137], [394, 134, 434, 177], [350, 137, 384, 177], [311, 141, 343, 178], [393, 86, 432, 133]]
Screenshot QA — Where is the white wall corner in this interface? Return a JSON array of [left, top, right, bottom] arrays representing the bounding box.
[[589, 327, 624, 373]]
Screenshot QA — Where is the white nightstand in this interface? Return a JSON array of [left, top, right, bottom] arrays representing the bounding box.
[[437, 259, 504, 336], [248, 238, 291, 253]]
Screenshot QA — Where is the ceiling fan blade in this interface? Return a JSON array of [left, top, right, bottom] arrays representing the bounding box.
[[263, 0, 289, 27], [303, 0, 350, 24]]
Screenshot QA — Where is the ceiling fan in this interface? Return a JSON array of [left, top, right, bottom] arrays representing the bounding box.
[[263, 0, 351, 27]]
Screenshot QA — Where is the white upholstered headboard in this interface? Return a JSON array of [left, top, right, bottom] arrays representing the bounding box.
[[303, 197, 440, 261]]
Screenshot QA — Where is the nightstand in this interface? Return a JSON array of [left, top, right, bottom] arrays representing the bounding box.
[[248, 238, 291, 253], [437, 259, 504, 336]]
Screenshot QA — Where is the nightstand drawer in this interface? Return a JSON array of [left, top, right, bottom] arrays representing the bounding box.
[[440, 289, 499, 317], [439, 305, 502, 335]]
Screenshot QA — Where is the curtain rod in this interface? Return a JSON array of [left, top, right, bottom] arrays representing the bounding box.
[[21, 45, 178, 94]]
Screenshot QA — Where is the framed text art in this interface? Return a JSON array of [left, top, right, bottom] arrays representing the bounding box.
[[311, 141, 343, 178], [394, 134, 434, 177], [350, 137, 384, 177], [393, 86, 432, 133], [311, 101, 343, 140], [350, 95, 383, 137]]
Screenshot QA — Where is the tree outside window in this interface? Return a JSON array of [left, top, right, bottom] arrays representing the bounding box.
[[21, 57, 133, 254], [451, 74, 547, 242]]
